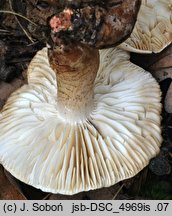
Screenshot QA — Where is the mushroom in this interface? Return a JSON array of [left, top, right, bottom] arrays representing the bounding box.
[[0, 44, 162, 194], [120, 0, 172, 53], [147, 48, 172, 113], [49, 0, 141, 48]]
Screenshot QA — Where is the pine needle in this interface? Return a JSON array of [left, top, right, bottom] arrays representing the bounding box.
[[0, 10, 37, 26], [112, 184, 124, 200], [8, 0, 36, 43]]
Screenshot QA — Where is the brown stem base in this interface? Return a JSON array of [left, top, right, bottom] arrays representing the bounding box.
[[48, 44, 99, 121]]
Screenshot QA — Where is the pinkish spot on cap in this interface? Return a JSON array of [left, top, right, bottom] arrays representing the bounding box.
[[50, 9, 74, 33]]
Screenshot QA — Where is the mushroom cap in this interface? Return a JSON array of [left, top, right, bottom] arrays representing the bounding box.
[[49, 0, 141, 49], [0, 47, 162, 194], [119, 0, 172, 53]]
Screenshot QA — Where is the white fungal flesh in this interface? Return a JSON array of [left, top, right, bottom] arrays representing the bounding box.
[[0, 48, 162, 194], [120, 0, 172, 53]]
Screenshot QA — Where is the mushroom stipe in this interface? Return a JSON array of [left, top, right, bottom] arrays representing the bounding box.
[[0, 47, 162, 194]]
